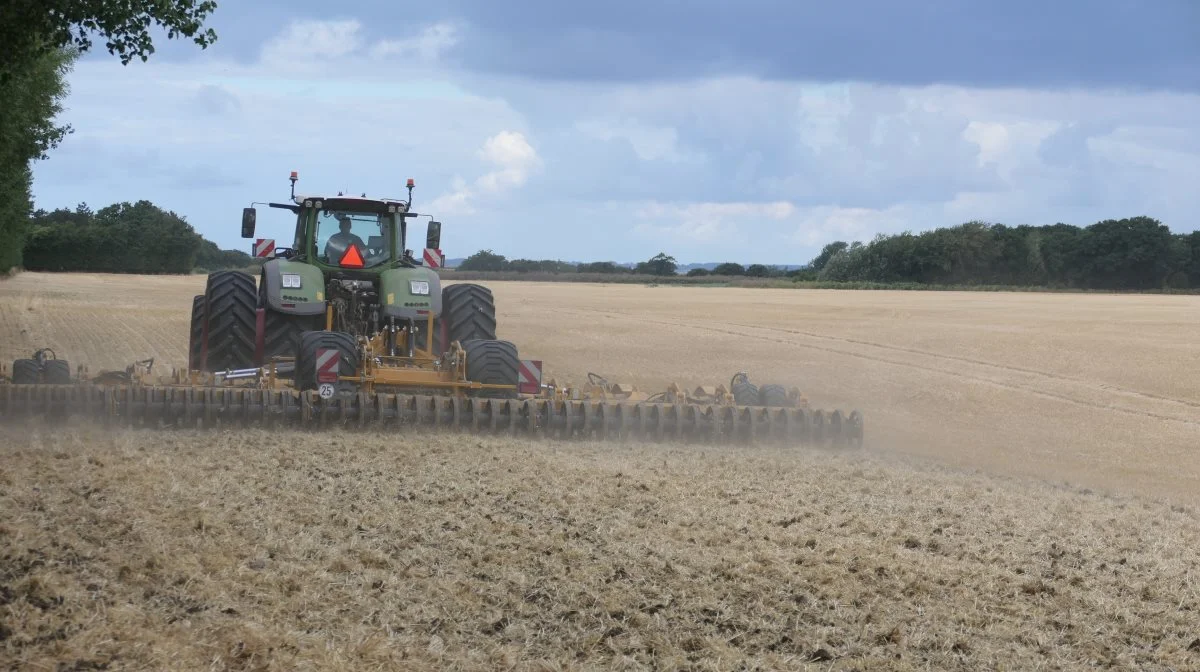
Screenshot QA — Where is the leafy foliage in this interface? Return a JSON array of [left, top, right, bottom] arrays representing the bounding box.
[[1, 1, 218, 272], [23, 201, 248, 274], [711, 262, 745, 276], [456, 249, 510, 272], [0, 1, 218, 81], [809, 241, 849, 272], [634, 252, 677, 276], [0, 48, 75, 272], [577, 261, 629, 274]]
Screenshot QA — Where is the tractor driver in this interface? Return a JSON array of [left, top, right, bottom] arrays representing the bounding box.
[[324, 215, 367, 261]]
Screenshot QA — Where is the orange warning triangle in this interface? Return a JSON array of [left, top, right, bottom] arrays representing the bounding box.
[[339, 244, 365, 268]]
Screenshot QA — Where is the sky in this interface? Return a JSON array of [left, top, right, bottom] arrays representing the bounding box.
[[30, 0, 1200, 265]]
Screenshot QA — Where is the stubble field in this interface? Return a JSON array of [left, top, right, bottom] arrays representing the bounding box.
[[2, 271, 1199, 670]]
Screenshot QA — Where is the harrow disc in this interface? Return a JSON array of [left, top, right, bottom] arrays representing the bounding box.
[[0, 384, 864, 448]]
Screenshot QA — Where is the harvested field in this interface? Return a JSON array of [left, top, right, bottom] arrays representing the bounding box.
[[2, 271, 1200, 670]]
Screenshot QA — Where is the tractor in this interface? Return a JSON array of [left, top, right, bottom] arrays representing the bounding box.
[[0, 171, 865, 446], [188, 172, 518, 396]]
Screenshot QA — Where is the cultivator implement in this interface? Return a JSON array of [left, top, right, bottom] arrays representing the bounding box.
[[0, 357, 864, 447]]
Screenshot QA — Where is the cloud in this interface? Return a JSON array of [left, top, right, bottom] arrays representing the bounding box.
[[371, 22, 460, 63], [261, 19, 362, 66], [633, 201, 797, 243], [575, 118, 687, 162], [428, 131, 541, 215], [422, 0, 1200, 92], [28, 10, 1200, 267]]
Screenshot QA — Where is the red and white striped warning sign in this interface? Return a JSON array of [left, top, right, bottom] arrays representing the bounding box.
[[254, 238, 275, 258], [316, 348, 340, 383], [423, 248, 443, 268], [518, 359, 542, 395]]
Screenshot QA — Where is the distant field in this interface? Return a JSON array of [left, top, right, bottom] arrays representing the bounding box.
[[2, 271, 1199, 669]]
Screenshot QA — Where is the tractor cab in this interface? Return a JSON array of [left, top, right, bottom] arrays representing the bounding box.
[[241, 174, 439, 274]]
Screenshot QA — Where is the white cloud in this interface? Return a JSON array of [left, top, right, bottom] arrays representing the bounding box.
[[261, 19, 363, 66], [575, 118, 687, 162], [632, 200, 797, 243], [428, 131, 542, 215], [371, 22, 460, 63]]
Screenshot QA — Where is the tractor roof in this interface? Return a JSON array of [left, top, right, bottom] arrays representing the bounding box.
[[292, 195, 411, 212]]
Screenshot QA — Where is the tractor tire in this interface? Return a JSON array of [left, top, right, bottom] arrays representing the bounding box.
[[202, 271, 257, 372], [294, 330, 359, 392], [443, 283, 498, 345], [759, 384, 789, 408], [11, 359, 38, 384], [732, 380, 759, 406], [188, 294, 205, 371], [262, 309, 323, 364], [463, 339, 519, 398], [43, 359, 71, 384]]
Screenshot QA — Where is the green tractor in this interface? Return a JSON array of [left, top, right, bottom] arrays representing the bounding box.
[[188, 172, 515, 394]]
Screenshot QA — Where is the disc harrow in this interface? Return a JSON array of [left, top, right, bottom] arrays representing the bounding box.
[[0, 383, 863, 447]]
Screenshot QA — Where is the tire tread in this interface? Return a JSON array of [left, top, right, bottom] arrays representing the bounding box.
[[203, 271, 257, 371]]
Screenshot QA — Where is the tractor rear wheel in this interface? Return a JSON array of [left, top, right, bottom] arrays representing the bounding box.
[[43, 359, 71, 384], [294, 331, 359, 392], [257, 276, 323, 366], [416, 282, 499, 356], [11, 359, 38, 384], [759, 384, 789, 407], [444, 283, 498, 344], [203, 271, 257, 371], [262, 309, 323, 364], [463, 339, 519, 398], [188, 294, 205, 370]]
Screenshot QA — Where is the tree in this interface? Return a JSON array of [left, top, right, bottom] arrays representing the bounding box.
[[0, 1, 219, 272], [456, 249, 509, 272], [24, 200, 204, 273], [0, 48, 75, 272], [635, 252, 677, 276], [809, 241, 848, 271], [745, 264, 771, 277], [685, 268, 710, 277], [711, 262, 745, 276], [578, 261, 627, 274], [1, 1, 219, 82]]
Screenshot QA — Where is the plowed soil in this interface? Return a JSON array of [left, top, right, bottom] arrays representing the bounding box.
[[2, 272, 1199, 670]]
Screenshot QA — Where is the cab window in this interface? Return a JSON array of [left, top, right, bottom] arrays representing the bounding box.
[[315, 210, 391, 266]]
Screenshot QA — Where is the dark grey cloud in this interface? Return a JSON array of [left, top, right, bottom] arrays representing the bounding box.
[[79, 1, 1199, 92], [429, 0, 1200, 91]]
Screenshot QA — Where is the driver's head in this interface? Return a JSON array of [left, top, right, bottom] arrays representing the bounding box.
[[337, 216, 351, 234]]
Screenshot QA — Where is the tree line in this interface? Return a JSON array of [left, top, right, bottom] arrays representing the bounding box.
[[455, 216, 1200, 291], [457, 250, 802, 278], [812, 217, 1200, 290], [1, 1, 219, 274], [24, 201, 256, 274]]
